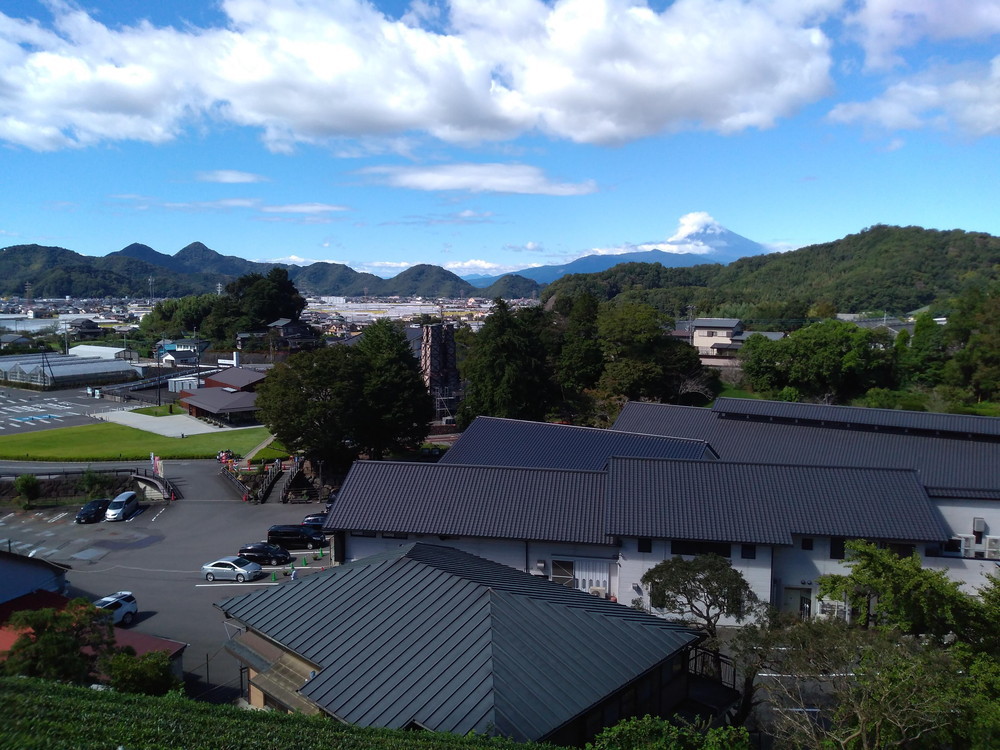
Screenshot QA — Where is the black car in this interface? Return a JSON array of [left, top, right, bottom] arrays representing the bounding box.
[[301, 513, 328, 532], [267, 524, 327, 550], [238, 542, 293, 566], [75, 497, 111, 524]]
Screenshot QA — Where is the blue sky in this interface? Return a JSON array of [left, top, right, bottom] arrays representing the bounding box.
[[1, 1, 998, 278]]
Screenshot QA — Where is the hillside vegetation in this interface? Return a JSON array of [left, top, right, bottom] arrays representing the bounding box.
[[1, 677, 561, 750], [542, 225, 1000, 316]]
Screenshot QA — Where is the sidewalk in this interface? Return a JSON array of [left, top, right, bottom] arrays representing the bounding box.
[[94, 410, 237, 438]]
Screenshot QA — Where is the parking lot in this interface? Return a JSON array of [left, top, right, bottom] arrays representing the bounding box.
[[0, 458, 331, 703]]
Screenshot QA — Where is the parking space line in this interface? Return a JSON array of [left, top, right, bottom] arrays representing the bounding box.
[[48, 512, 69, 524], [194, 582, 280, 587]]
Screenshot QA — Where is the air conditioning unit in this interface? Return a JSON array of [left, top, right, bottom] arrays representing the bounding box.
[[589, 587, 606, 598]]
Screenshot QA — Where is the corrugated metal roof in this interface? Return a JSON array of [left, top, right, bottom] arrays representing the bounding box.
[[440, 416, 716, 469], [218, 543, 699, 741], [327, 461, 610, 544], [182, 387, 258, 413], [612, 402, 1000, 492], [712, 397, 1000, 438], [605, 457, 949, 545]]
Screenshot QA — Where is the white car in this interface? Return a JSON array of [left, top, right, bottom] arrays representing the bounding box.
[[94, 591, 138, 626], [105, 491, 139, 522]]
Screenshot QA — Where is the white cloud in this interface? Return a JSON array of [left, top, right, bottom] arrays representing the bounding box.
[[829, 57, 1000, 136], [259, 202, 349, 214], [196, 169, 269, 183], [257, 254, 317, 265], [846, 0, 1000, 71], [360, 163, 596, 195], [0, 0, 836, 151], [445, 258, 532, 274], [668, 211, 724, 242]]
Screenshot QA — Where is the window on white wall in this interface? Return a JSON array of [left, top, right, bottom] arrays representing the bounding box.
[[551, 560, 575, 588]]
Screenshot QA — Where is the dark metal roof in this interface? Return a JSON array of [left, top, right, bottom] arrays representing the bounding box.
[[712, 397, 1000, 439], [612, 402, 1000, 492], [605, 457, 949, 545], [217, 543, 699, 741], [206, 366, 267, 389], [181, 387, 258, 413], [693, 318, 741, 328], [327, 461, 610, 544], [440, 416, 717, 470]]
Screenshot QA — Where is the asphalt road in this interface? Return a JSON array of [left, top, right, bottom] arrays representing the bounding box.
[[1, 457, 330, 703]]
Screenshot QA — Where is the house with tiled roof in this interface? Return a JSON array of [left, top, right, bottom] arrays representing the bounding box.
[[611, 397, 1000, 590], [324, 455, 949, 619], [218, 543, 716, 745]]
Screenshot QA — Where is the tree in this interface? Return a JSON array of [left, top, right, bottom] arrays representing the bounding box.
[[763, 619, 965, 750], [255, 346, 367, 470], [100, 649, 182, 696], [818, 540, 984, 642], [458, 299, 555, 426], [14, 474, 41, 507], [3, 600, 118, 684], [640, 554, 759, 641], [740, 320, 895, 402], [587, 714, 751, 750], [76, 468, 115, 500], [256, 327, 435, 467], [352, 319, 434, 460]]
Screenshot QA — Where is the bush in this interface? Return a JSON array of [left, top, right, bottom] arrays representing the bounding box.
[[14, 474, 41, 509]]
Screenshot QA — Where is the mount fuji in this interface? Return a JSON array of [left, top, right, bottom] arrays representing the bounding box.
[[465, 212, 771, 286]]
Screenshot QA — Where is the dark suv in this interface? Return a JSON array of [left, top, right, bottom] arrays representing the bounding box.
[[301, 513, 328, 532], [267, 524, 327, 550], [238, 542, 293, 566]]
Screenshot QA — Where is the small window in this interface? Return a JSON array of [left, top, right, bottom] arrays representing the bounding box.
[[350, 530, 376, 538], [830, 537, 846, 560], [382, 532, 408, 539], [741, 544, 756, 560], [974, 530, 984, 545], [801, 538, 814, 551], [637, 538, 652, 554]]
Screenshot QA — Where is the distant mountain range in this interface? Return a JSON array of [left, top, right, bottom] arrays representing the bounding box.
[[465, 218, 767, 285], [0, 218, 770, 299]]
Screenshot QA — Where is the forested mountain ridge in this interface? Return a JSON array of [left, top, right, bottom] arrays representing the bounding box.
[[542, 225, 1000, 316], [0, 243, 541, 299], [2, 225, 997, 306]]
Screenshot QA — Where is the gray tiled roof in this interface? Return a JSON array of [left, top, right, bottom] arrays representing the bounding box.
[[605, 457, 949, 545], [693, 318, 741, 328], [217, 543, 699, 741], [612, 402, 1000, 492], [440, 416, 717, 470], [712, 397, 1000, 439], [327, 461, 610, 544]]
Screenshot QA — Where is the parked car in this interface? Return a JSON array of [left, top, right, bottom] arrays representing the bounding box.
[[93, 591, 138, 626], [267, 524, 326, 550], [301, 513, 328, 532], [238, 542, 293, 566], [105, 491, 138, 522], [201, 556, 264, 583], [75, 497, 111, 524]]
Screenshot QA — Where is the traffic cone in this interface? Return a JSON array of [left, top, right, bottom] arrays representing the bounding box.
[[301, 557, 307, 567], [271, 571, 277, 582]]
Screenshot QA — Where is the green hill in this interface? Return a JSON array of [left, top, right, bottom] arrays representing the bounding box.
[[541, 225, 1000, 315]]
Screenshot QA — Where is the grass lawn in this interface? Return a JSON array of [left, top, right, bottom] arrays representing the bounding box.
[[710, 385, 759, 403], [0, 423, 273, 461]]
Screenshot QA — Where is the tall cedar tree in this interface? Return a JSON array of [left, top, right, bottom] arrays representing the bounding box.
[[458, 299, 554, 427], [352, 319, 434, 460]]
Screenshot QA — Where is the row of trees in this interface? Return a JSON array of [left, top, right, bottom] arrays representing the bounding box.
[[740, 281, 1000, 407], [457, 297, 715, 428], [640, 542, 1000, 747]]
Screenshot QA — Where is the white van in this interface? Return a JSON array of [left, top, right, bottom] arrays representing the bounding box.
[[105, 491, 138, 522]]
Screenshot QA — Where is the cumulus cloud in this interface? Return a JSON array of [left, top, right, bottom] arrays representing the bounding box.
[[829, 58, 1000, 136], [196, 169, 269, 183], [0, 0, 836, 151], [361, 163, 596, 195], [846, 0, 1000, 71]]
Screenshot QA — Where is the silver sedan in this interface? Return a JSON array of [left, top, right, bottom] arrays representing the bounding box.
[[201, 556, 264, 583]]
